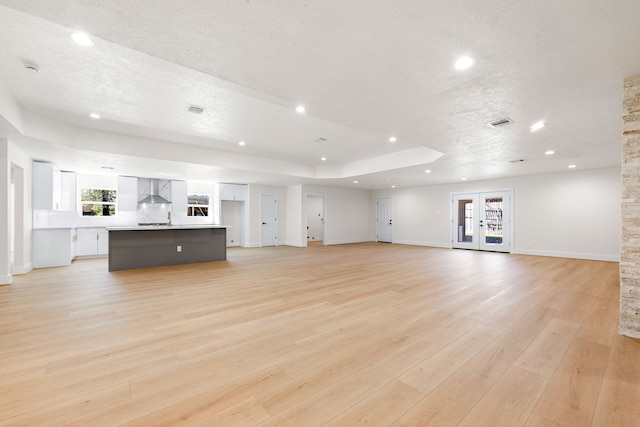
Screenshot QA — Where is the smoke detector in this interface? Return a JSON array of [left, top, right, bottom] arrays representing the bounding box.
[[487, 117, 514, 128]]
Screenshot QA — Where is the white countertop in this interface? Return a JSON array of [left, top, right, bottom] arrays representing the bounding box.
[[106, 224, 229, 231]]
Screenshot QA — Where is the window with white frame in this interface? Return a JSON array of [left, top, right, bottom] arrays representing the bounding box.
[[187, 194, 209, 216], [81, 188, 117, 216]]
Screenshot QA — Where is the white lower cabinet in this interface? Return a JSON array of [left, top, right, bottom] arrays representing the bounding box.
[[75, 227, 109, 257], [32, 228, 75, 268]]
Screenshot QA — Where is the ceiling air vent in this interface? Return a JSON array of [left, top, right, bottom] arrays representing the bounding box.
[[509, 159, 525, 163], [313, 137, 328, 143], [187, 104, 206, 114], [487, 117, 514, 128]]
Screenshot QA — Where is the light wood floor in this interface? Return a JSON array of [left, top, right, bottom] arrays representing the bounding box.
[[1, 243, 637, 426]]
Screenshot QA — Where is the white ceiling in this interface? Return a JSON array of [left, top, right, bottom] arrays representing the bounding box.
[[0, 1, 638, 189]]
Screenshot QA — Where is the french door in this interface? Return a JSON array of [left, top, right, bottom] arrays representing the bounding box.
[[451, 190, 511, 252]]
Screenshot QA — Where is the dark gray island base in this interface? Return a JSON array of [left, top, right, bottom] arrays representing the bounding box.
[[108, 226, 227, 271]]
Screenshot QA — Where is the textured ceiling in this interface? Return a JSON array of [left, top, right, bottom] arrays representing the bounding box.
[[0, 1, 638, 189]]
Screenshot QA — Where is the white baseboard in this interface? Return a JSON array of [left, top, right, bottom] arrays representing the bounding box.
[[324, 238, 372, 246], [0, 274, 13, 285], [11, 263, 33, 275], [393, 240, 451, 249], [283, 241, 305, 247], [512, 249, 619, 262]]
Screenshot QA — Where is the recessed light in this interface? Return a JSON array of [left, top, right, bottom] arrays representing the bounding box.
[[295, 105, 305, 114], [568, 164, 576, 169], [530, 120, 545, 132], [425, 169, 431, 173], [320, 157, 327, 161], [238, 141, 246, 146], [461, 177, 467, 181], [89, 113, 101, 119], [353, 180, 358, 184], [455, 56, 474, 70], [391, 185, 396, 189], [545, 150, 555, 155], [72, 32, 94, 47], [389, 136, 397, 143]]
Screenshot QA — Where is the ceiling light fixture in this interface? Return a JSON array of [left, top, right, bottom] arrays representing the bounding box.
[[545, 150, 555, 155], [455, 56, 474, 70], [72, 32, 94, 47], [238, 141, 246, 146], [320, 157, 327, 161], [295, 105, 305, 114], [530, 120, 545, 132], [461, 177, 467, 181], [353, 180, 358, 184], [389, 136, 397, 143], [392, 185, 396, 189], [89, 113, 101, 119], [425, 169, 431, 173], [568, 164, 576, 169]]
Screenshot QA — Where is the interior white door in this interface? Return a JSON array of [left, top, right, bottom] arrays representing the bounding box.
[[451, 191, 511, 252], [261, 194, 278, 247], [376, 197, 393, 243]]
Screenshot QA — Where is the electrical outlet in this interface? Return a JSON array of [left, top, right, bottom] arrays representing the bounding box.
[[177, 245, 182, 252]]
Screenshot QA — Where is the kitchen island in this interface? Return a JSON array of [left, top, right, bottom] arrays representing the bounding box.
[[107, 225, 227, 271]]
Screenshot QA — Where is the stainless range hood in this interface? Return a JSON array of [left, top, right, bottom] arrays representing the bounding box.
[[139, 178, 171, 204]]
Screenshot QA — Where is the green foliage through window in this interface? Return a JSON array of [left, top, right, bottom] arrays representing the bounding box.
[[81, 188, 117, 216]]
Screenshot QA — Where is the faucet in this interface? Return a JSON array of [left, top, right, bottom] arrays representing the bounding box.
[[167, 211, 172, 226]]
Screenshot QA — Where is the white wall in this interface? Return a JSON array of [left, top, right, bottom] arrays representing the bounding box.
[[373, 167, 621, 261], [7, 141, 32, 277], [0, 139, 10, 284], [285, 185, 303, 246], [303, 185, 373, 246]]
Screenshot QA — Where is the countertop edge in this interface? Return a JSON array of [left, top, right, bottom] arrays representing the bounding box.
[[107, 225, 229, 231]]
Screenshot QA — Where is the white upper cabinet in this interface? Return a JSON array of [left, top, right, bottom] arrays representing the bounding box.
[[33, 161, 63, 210], [170, 180, 188, 216], [60, 171, 77, 211], [117, 176, 138, 212], [218, 183, 247, 201]]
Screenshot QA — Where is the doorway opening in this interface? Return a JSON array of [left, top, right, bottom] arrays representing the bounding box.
[[306, 194, 326, 246], [221, 201, 245, 247], [451, 190, 512, 252]]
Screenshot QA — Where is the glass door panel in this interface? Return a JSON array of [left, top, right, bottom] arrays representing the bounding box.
[[479, 191, 510, 251], [452, 194, 479, 249]]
